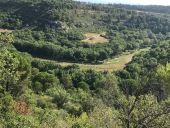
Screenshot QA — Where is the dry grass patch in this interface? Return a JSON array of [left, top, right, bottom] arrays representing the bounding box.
[[35, 48, 149, 72], [0, 29, 13, 33], [15, 101, 32, 115], [82, 32, 108, 44]]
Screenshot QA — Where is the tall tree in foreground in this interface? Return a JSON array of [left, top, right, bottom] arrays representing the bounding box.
[[0, 33, 31, 96], [118, 94, 170, 128]]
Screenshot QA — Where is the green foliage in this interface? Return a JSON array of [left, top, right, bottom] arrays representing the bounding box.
[[89, 105, 121, 128], [0, 1, 170, 127], [51, 87, 69, 109], [0, 49, 31, 96], [117, 41, 170, 99], [155, 63, 170, 99], [0, 0, 167, 63], [118, 95, 170, 128], [32, 71, 59, 93], [0, 32, 14, 44]]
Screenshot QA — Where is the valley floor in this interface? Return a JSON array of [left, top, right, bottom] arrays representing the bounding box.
[[35, 48, 149, 72]]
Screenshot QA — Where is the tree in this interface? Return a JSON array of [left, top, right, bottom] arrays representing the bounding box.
[[32, 72, 59, 93], [51, 87, 70, 108], [0, 49, 31, 96], [155, 63, 170, 99], [89, 104, 121, 128], [61, 74, 73, 89], [95, 75, 120, 107], [117, 94, 170, 128], [0, 33, 14, 44]]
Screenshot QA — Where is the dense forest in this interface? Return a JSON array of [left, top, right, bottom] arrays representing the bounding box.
[[0, 0, 170, 127]]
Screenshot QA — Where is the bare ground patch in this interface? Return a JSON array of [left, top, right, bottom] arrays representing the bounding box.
[[0, 28, 13, 33], [82, 32, 108, 44]]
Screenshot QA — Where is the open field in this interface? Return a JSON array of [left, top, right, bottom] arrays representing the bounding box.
[[0, 29, 13, 33], [82, 32, 108, 44], [35, 48, 149, 72]]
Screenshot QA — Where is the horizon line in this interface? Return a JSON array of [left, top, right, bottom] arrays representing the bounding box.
[[74, 0, 170, 6]]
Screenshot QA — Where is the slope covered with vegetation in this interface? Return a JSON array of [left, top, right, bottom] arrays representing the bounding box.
[[0, 0, 170, 128], [1, 0, 170, 63]]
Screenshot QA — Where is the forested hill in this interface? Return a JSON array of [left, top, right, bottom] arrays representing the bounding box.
[[105, 4, 170, 14], [1, 0, 170, 63], [76, 1, 170, 14], [0, 0, 170, 127]]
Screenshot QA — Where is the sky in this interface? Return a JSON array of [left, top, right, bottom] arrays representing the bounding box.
[[75, 0, 170, 6]]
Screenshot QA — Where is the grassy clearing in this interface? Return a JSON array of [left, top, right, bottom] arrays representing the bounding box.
[[0, 29, 13, 33], [35, 48, 149, 72], [82, 32, 108, 44]]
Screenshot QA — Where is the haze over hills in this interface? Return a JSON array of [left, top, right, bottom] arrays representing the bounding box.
[[75, 0, 170, 6], [75, 0, 170, 14], [0, 0, 170, 127]]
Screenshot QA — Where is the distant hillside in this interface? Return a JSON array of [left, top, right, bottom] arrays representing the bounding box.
[[0, 0, 169, 63], [113, 4, 170, 14], [76, 1, 170, 14]]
